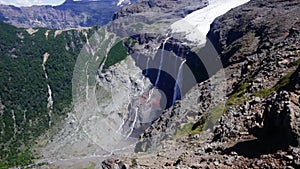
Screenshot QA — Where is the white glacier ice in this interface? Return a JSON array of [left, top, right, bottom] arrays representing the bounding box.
[[171, 0, 250, 44]]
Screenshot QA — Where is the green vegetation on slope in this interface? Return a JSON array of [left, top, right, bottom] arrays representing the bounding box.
[[82, 162, 96, 169], [103, 40, 129, 70], [226, 75, 253, 107], [0, 21, 96, 168], [204, 103, 226, 130], [0, 21, 131, 168], [174, 115, 207, 138], [180, 60, 300, 138]]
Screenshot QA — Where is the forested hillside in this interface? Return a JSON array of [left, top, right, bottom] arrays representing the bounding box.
[[0, 21, 94, 167], [0, 21, 130, 168]]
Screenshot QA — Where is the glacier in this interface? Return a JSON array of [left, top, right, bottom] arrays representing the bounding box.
[[171, 0, 250, 44]]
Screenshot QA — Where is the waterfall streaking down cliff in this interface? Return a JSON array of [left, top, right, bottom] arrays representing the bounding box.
[[173, 59, 186, 104], [155, 37, 171, 87]]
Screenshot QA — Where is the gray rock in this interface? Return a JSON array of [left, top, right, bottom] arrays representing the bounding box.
[[101, 159, 129, 169], [254, 97, 261, 103]]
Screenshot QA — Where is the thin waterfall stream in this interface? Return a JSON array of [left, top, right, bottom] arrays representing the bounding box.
[[155, 37, 171, 87], [172, 59, 186, 104]]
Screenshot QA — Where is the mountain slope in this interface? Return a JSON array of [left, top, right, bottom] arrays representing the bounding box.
[[0, 21, 97, 168], [104, 0, 300, 168], [0, 20, 134, 168], [0, 0, 137, 29]]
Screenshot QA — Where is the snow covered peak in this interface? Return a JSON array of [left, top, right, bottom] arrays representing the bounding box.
[[72, 0, 134, 7], [117, 0, 132, 7]]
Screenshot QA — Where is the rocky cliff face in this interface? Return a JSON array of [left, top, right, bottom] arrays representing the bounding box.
[[0, 0, 217, 167], [0, 0, 137, 29], [108, 0, 209, 37], [112, 0, 208, 20], [109, 0, 300, 168]]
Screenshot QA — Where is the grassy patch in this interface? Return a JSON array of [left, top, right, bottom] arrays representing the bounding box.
[[253, 71, 294, 98], [174, 123, 194, 138], [226, 71, 257, 107], [173, 103, 226, 138], [174, 116, 207, 138], [227, 80, 251, 106], [252, 88, 272, 98], [274, 71, 294, 91], [83, 163, 96, 169], [228, 59, 298, 102], [190, 116, 207, 135], [204, 103, 226, 130], [103, 40, 129, 70], [226, 68, 295, 111]]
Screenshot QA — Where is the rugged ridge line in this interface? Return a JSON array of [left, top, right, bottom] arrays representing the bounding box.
[[0, 0, 137, 29]]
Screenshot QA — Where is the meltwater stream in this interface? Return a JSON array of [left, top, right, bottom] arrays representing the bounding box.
[[172, 59, 186, 104], [155, 37, 171, 87]]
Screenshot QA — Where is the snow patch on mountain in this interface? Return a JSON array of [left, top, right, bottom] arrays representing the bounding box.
[[171, 0, 250, 44], [117, 0, 132, 7]]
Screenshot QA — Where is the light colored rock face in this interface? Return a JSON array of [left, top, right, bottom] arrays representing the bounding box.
[[91, 56, 155, 149], [171, 0, 250, 44], [42, 52, 54, 127], [38, 57, 156, 165], [35, 27, 162, 165], [26, 28, 39, 35]]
